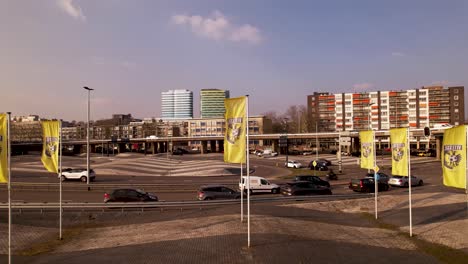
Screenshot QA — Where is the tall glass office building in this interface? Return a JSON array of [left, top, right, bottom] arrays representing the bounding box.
[[161, 89, 193, 119], [200, 89, 230, 118]]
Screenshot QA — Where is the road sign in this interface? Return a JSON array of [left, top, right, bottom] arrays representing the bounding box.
[[374, 165, 379, 173], [312, 160, 317, 167]]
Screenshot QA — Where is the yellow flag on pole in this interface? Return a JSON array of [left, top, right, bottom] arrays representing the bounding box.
[[442, 125, 466, 189], [359, 130, 374, 170], [41, 121, 60, 173], [224, 96, 246, 164], [0, 114, 7, 183], [390, 128, 408, 176]]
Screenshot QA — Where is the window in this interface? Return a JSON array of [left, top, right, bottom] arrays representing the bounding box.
[[200, 122, 206, 126], [382, 99, 387, 104], [454, 89, 459, 94], [454, 102, 459, 106], [454, 95, 459, 100], [455, 109, 459, 113], [260, 179, 268, 185]]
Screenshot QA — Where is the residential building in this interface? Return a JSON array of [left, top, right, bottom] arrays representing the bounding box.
[[187, 115, 272, 148], [307, 86, 465, 132], [161, 89, 193, 119], [200, 89, 230, 118]]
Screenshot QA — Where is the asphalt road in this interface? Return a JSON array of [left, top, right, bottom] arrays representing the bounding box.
[[0, 153, 447, 203]]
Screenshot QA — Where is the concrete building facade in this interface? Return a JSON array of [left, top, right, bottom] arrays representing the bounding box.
[[308, 86, 465, 132]]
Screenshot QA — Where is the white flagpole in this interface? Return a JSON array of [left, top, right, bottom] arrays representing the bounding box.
[[7, 112, 12, 264], [465, 126, 467, 212], [408, 127, 412, 237], [59, 120, 63, 240], [373, 130, 378, 219], [240, 162, 243, 222], [246, 95, 250, 248]]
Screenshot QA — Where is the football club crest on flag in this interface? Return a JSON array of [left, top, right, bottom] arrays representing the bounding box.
[[442, 125, 466, 189], [224, 96, 246, 164], [41, 121, 60, 173], [359, 131, 374, 170], [390, 128, 408, 176], [0, 114, 7, 183]]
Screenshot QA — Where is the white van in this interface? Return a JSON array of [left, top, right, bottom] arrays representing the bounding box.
[[239, 176, 280, 194]]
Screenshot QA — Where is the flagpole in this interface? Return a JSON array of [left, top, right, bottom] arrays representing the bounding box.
[[465, 125, 467, 212], [7, 112, 12, 264], [246, 95, 250, 248], [59, 120, 63, 240], [373, 130, 378, 219], [408, 128, 413, 237], [240, 162, 243, 222]]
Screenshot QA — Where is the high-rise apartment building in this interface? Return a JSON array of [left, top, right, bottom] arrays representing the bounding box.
[[308, 86, 464, 132], [161, 89, 193, 119], [200, 89, 230, 118]]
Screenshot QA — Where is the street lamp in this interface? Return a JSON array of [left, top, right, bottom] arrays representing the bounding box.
[[83, 86, 94, 186], [283, 118, 289, 166]]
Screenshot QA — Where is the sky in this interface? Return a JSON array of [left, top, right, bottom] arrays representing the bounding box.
[[1, 0, 468, 122]]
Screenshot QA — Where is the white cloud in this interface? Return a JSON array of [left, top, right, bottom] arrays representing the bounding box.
[[353, 83, 374, 91], [57, 0, 86, 21], [171, 10, 262, 44], [391, 52, 405, 57]]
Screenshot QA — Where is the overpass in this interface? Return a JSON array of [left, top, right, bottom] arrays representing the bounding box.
[[11, 127, 447, 159]]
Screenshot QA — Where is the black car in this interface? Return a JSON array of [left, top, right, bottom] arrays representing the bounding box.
[[172, 149, 184, 155], [294, 175, 330, 188], [314, 159, 332, 166], [307, 161, 328, 171], [365, 172, 390, 183], [104, 188, 158, 203], [197, 185, 241, 200], [281, 181, 332, 196], [349, 178, 389, 193]]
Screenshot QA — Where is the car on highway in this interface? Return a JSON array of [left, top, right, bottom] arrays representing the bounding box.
[[311, 158, 332, 166], [294, 175, 330, 188], [349, 178, 389, 193], [59, 168, 96, 182], [239, 176, 280, 194], [104, 188, 158, 203], [388, 175, 424, 187], [172, 149, 184, 155], [365, 172, 391, 183], [197, 185, 241, 200], [286, 160, 303, 168], [307, 161, 328, 171], [280, 181, 332, 196]]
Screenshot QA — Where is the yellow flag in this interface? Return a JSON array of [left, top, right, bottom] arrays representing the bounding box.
[[224, 96, 246, 164], [41, 121, 60, 173], [359, 130, 374, 170], [390, 128, 408, 176], [0, 114, 7, 183], [442, 125, 466, 189]]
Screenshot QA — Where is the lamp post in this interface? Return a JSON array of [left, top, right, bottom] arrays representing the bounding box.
[[83, 86, 94, 186], [283, 118, 289, 166]]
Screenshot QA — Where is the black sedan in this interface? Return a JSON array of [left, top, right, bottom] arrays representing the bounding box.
[[104, 188, 158, 203], [281, 181, 332, 196], [307, 161, 329, 171], [349, 178, 389, 193], [294, 175, 330, 188]]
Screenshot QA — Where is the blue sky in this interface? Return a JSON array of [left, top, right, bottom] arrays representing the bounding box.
[[1, 0, 467, 121]]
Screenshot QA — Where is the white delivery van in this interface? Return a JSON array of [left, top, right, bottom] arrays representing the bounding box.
[[239, 176, 280, 194]]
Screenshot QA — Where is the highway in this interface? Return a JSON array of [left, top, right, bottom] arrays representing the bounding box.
[[0, 152, 453, 204]]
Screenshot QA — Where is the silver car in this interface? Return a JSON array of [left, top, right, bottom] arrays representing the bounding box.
[[388, 175, 423, 187]]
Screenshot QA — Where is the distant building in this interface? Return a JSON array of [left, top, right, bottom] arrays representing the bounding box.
[[307, 86, 465, 132], [200, 89, 230, 118], [161, 89, 193, 119]]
